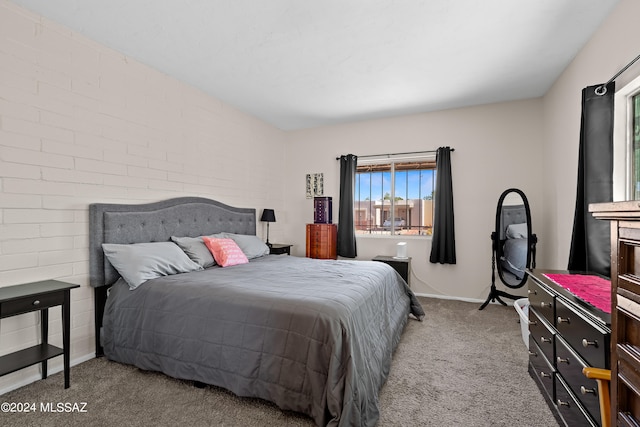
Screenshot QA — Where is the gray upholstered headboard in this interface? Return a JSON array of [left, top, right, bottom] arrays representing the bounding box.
[[89, 197, 256, 288], [499, 204, 526, 240]]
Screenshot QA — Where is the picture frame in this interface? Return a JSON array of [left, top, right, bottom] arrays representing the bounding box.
[[306, 173, 324, 198]]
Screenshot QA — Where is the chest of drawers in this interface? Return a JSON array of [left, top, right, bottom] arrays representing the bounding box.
[[306, 223, 337, 259], [528, 270, 611, 426]]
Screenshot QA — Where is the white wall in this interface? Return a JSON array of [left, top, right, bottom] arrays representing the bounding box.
[[285, 98, 544, 300], [0, 0, 285, 392], [284, 0, 640, 300], [540, 0, 640, 269]]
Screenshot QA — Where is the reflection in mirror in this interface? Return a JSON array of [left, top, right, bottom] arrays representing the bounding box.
[[498, 193, 528, 288], [479, 188, 537, 310]]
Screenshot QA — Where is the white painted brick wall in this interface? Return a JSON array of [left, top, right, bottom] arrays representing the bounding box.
[[0, 0, 286, 392]]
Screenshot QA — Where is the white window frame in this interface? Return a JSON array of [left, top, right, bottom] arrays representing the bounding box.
[[613, 73, 640, 201], [354, 154, 436, 238]]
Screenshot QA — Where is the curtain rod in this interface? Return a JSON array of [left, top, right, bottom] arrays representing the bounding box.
[[335, 148, 454, 161], [596, 53, 640, 95]]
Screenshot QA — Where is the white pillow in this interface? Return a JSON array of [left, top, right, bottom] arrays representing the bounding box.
[[102, 242, 203, 290], [505, 223, 528, 239]]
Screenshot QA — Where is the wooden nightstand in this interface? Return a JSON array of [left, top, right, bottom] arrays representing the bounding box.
[[0, 280, 79, 389], [269, 244, 292, 255], [372, 255, 411, 286], [306, 224, 337, 259]]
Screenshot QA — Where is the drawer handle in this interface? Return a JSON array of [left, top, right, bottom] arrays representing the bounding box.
[[528, 320, 537, 326], [528, 289, 537, 295], [556, 399, 570, 407], [540, 336, 552, 344], [557, 356, 570, 365], [540, 301, 551, 308], [540, 371, 551, 378], [529, 351, 538, 357], [32, 300, 40, 306], [557, 316, 570, 324], [580, 386, 596, 395], [582, 339, 598, 348]]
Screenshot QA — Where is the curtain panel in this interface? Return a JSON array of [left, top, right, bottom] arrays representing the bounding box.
[[337, 154, 357, 258], [568, 83, 615, 277], [429, 147, 456, 264]]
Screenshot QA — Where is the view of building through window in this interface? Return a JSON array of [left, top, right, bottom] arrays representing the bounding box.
[[354, 159, 436, 236]]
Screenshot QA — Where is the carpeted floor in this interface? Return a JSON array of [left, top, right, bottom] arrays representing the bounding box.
[[0, 297, 559, 426]]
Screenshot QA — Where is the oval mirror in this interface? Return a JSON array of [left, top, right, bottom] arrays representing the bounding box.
[[496, 188, 532, 288], [480, 188, 537, 310]]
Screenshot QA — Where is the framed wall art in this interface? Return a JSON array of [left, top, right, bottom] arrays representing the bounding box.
[[306, 173, 324, 198]]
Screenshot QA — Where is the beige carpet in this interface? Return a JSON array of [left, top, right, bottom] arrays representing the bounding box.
[[1, 297, 559, 426]]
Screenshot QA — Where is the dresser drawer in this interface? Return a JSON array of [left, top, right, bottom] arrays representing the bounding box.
[[0, 291, 64, 317], [529, 339, 555, 401], [556, 297, 609, 368], [529, 308, 555, 363], [555, 336, 602, 424], [555, 375, 598, 427], [528, 279, 555, 324]]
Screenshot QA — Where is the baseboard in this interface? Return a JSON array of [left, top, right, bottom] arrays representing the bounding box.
[[413, 292, 487, 304], [0, 352, 95, 396]]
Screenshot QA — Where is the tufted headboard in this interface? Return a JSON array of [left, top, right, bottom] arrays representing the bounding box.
[[89, 197, 256, 288], [499, 204, 526, 240]]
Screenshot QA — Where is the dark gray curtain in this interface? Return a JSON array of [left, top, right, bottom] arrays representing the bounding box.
[[337, 154, 357, 258], [568, 83, 615, 277], [429, 147, 456, 264]]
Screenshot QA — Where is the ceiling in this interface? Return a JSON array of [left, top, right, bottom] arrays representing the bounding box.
[[10, 0, 620, 130]]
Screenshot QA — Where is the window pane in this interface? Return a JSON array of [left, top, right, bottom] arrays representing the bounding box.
[[394, 169, 408, 233], [355, 160, 434, 236]]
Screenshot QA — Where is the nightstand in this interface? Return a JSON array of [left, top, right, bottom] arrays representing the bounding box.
[[269, 244, 292, 255], [372, 255, 411, 286], [0, 280, 79, 389]]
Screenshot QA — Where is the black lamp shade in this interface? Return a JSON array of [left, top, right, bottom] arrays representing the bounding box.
[[261, 209, 276, 223]]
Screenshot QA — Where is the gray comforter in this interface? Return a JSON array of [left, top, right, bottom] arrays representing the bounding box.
[[102, 255, 424, 426]]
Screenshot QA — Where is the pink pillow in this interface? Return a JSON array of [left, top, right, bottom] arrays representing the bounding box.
[[202, 237, 249, 267]]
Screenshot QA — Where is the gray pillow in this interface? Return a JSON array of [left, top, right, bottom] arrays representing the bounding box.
[[223, 233, 270, 259], [102, 242, 203, 290], [171, 234, 225, 268]]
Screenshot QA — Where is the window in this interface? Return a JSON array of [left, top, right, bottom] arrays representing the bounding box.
[[354, 156, 436, 236], [613, 73, 640, 201]]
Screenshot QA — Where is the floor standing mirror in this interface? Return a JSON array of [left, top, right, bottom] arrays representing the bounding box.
[[479, 188, 537, 310]]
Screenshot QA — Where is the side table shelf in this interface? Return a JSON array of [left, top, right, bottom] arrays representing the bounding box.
[[0, 280, 79, 389], [269, 244, 292, 255]]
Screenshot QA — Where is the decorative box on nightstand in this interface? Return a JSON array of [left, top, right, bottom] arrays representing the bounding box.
[[314, 197, 332, 224]]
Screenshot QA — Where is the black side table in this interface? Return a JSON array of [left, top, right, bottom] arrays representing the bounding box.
[[0, 280, 79, 388], [372, 255, 411, 286], [269, 244, 292, 255]]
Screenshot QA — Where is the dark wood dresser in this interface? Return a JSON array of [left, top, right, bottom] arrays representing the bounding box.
[[591, 201, 640, 427], [528, 269, 611, 426], [306, 223, 337, 259]]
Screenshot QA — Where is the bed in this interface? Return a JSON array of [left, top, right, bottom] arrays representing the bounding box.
[[89, 197, 424, 427]]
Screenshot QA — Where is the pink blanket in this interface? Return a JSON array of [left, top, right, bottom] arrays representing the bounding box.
[[542, 273, 611, 314]]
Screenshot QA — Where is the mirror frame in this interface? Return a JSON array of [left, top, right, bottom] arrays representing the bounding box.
[[494, 188, 533, 289]]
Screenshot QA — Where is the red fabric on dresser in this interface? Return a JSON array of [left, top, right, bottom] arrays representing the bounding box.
[[542, 273, 611, 314]]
